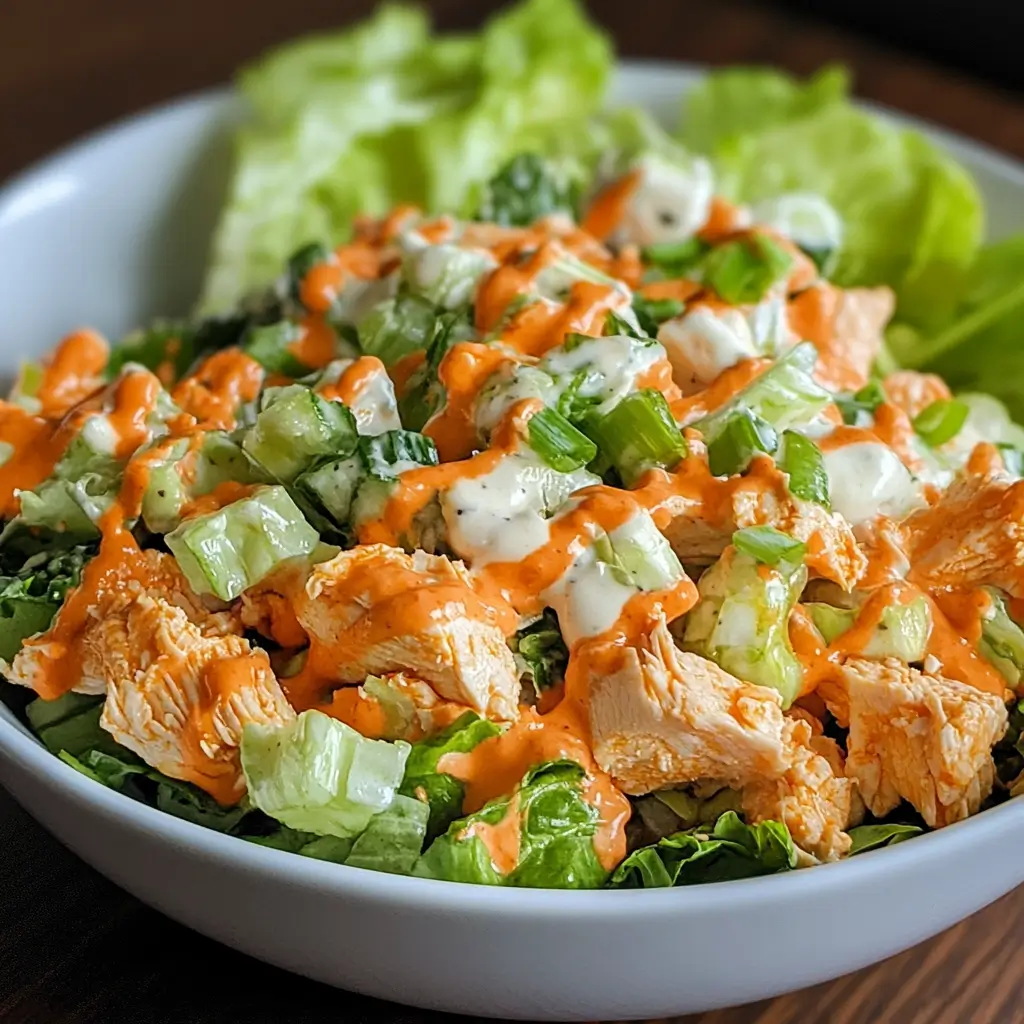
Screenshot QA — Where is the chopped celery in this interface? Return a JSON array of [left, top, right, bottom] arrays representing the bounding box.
[[706, 409, 778, 477], [403, 243, 494, 310], [691, 342, 832, 441], [642, 237, 709, 277], [357, 293, 438, 367], [632, 296, 685, 336], [979, 587, 1024, 685], [527, 407, 597, 473], [777, 430, 830, 508], [165, 485, 319, 600], [473, 363, 560, 440], [598, 512, 685, 592], [241, 710, 410, 839], [243, 387, 358, 483], [582, 389, 687, 486], [683, 544, 806, 706], [806, 596, 932, 662]]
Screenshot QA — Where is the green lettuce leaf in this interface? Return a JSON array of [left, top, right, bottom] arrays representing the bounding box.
[[59, 747, 252, 833], [399, 711, 502, 840], [511, 609, 569, 693], [888, 234, 1024, 421], [0, 546, 95, 662], [608, 811, 796, 888], [847, 822, 924, 855], [680, 67, 983, 329], [199, 0, 611, 312], [414, 759, 608, 888]]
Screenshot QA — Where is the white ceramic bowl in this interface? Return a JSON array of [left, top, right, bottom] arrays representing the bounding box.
[[1, 63, 1023, 1020]]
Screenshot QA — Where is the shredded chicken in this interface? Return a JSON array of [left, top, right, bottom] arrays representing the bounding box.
[[295, 545, 520, 721], [742, 716, 861, 862], [588, 615, 790, 794], [841, 657, 1007, 827]]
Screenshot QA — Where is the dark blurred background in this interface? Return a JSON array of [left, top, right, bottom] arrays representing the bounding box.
[[1, 0, 1023, 184]]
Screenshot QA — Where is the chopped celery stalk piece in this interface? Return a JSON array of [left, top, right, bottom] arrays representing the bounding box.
[[683, 544, 806, 707], [807, 597, 932, 662], [403, 243, 494, 310], [294, 455, 364, 525], [732, 526, 806, 568], [240, 710, 410, 839], [165, 485, 318, 600], [598, 513, 685, 592], [979, 587, 1024, 685], [243, 321, 310, 377], [912, 398, 970, 447], [357, 293, 438, 367], [287, 242, 330, 306], [527, 407, 597, 473], [583, 389, 687, 486], [692, 343, 831, 441], [835, 380, 887, 425], [358, 430, 439, 479], [706, 409, 778, 477], [243, 387, 358, 483], [777, 430, 830, 508], [701, 234, 792, 305]]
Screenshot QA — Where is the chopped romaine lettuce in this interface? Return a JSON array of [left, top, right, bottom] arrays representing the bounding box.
[[847, 822, 924, 855], [165, 485, 319, 601], [414, 760, 608, 888], [241, 710, 410, 839], [608, 811, 796, 887], [978, 588, 1024, 686], [807, 596, 932, 663], [512, 610, 569, 693]]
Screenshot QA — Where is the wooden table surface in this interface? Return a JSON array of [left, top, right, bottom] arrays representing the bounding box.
[[1, 1, 1023, 1021]]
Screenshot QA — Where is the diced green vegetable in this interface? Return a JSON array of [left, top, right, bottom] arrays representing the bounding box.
[[414, 760, 608, 888], [165, 485, 319, 600], [242, 321, 310, 377], [806, 595, 932, 662], [403, 243, 494, 310], [582, 389, 687, 486], [527, 407, 597, 473], [912, 398, 969, 447], [357, 293, 441, 368], [294, 455, 364, 527], [683, 543, 806, 706], [691, 342, 832, 442], [608, 811, 796, 888], [632, 296, 685, 336], [732, 525, 806, 568], [641, 238, 709, 278], [777, 430, 830, 508], [287, 242, 331, 306], [597, 513, 685, 593], [706, 409, 778, 477], [978, 587, 1024, 686], [474, 152, 580, 227], [243, 387, 358, 483], [701, 235, 793, 305], [241, 710, 410, 839], [399, 712, 503, 841], [848, 822, 924, 855], [751, 192, 843, 275], [107, 322, 195, 382], [834, 379, 887, 425], [512, 610, 569, 693], [358, 430, 439, 479]]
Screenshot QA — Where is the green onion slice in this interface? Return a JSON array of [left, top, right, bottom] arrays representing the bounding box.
[[706, 409, 778, 477], [526, 407, 598, 473], [912, 398, 970, 447], [777, 430, 830, 508], [732, 525, 807, 568]]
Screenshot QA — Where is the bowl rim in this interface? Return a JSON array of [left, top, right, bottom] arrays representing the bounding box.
[[1, 58, 1022, 914]]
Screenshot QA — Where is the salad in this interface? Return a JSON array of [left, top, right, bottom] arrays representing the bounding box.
[[3, 0, 1024, 890]]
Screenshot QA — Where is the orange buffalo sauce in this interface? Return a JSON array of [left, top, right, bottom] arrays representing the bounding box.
[[36, 329, 109, 418], [182, 653, 273, 805], [318, 355, 387, 407], [289, 314, 337, 370], [172, 349, 264, 431], [581, 169, 640, 241], [0, 403, 72, 517]]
